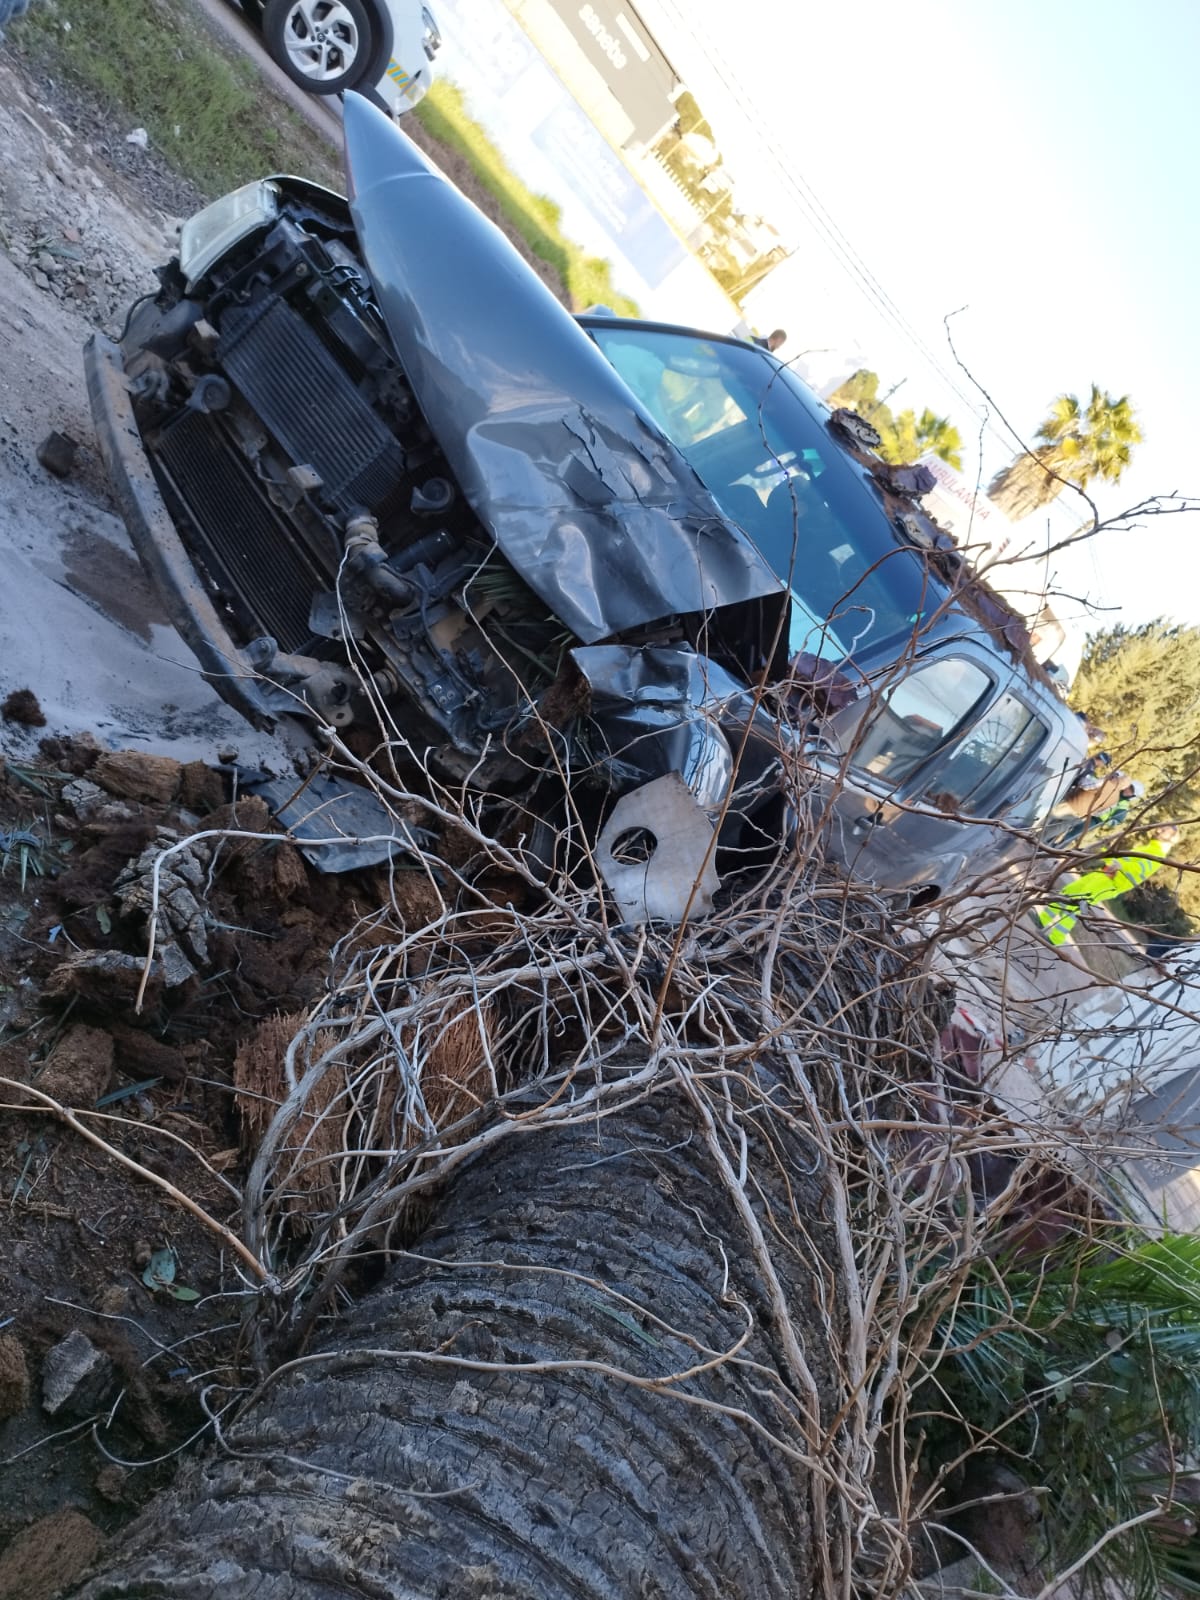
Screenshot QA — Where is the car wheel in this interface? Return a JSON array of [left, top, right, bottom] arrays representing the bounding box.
[[262, 0, 374, 96]]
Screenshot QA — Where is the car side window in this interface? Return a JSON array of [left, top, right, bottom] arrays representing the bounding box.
[[847, 658, 991, 786], [919, 690, 1047, 814], [1008, 762, 1075, 826]]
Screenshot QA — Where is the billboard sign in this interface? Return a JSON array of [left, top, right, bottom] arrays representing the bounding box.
[[545, 0, 680, 143]]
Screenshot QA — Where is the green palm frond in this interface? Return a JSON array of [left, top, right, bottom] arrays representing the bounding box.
[[1036, 391, 1083, 445], [994, 385, 1142, 513], [923, 1233, 1200, 1598]]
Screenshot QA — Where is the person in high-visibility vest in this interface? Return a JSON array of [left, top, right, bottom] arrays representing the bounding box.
[[1053, 775, 1145, 847], [1035, 824, 1180, 946]]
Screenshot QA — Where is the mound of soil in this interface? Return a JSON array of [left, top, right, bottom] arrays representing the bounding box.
[[0, 739, 392, 1550], [1, 690, 45, 729]]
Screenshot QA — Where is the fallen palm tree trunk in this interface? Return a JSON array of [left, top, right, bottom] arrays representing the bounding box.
[[73, 1070, 842, 1598]]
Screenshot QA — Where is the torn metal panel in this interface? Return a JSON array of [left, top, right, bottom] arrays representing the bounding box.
[[596, 772, 720, 925], [875, 462, 937, 499], [342, 95, 782, 645], [247, 772, 420, 871], [573, 642, 786, 804], [827, 408, 882, 452]]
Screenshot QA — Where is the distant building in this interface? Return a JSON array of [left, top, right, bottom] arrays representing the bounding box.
[[503, 0, 683, 152]]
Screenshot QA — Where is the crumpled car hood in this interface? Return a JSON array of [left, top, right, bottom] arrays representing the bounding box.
[[342, 93, 781, 645]]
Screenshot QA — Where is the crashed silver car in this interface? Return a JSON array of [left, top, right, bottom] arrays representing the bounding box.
[[86, 94, 1083, 908]]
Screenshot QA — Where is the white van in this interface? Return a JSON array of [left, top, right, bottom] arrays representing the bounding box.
[[247, 0, 441, 112]]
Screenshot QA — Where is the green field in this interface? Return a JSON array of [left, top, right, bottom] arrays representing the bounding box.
[[19, 0, 342, 197], [415, 81, 639, 315]]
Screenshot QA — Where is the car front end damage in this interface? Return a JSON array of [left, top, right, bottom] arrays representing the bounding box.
[[85, 95, 793, 914]]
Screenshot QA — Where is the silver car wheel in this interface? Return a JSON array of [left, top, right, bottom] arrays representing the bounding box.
[[281, 0, 362, 82]]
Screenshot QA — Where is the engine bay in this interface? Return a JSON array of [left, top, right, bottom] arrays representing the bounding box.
[[120, 182, 586, 780]]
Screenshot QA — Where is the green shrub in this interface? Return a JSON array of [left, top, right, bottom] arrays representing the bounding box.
[[929, 1233, 1200, 1597]]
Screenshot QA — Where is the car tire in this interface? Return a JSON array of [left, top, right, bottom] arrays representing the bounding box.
[[262, 0, 374, 96], [355, 0, 394, 95]]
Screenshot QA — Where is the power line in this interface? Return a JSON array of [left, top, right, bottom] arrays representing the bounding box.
[[645, 0, 1023, 447], [641, 0, 1107, 618]]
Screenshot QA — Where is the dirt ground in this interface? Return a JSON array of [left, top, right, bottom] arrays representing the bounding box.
[[0, 28, 558, 1579], [0, 39, 392, 1590], [0, 728, 389, 1575]]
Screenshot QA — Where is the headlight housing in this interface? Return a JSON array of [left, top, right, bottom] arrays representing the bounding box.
[[421, 5, 441, 60], [178, 180, 280, 290]]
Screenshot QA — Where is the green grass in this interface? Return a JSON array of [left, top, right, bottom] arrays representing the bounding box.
[[17, 4, 639, 314], [414, 81, 639, 316], [20, 0, 342, 197]]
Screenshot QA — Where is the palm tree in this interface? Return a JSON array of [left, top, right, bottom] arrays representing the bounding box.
[[878, 408, 963, 471], [827, 374, 963, 470], [70, 1079, 833, 1598], [988, 385, 1142, 521]]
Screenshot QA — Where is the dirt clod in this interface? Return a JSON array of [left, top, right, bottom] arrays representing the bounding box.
[[232, 837, 309, 904], [203, 793, 272, 846], [0, 1334, 30, 1420], [38, 734, 101, 776], [41, 1329, 112, 1418], [34, 1023, 114, 1108], [43, 948, 162, 1010], [35, 429, 79, 478], [93, 1465, 128, 1505], [107, 1023, 187, 1084], [0, 689, 45, 728], [177, 760, 225, 815], [92, 750, 183, 805], [0, 1510, 104, 1600]]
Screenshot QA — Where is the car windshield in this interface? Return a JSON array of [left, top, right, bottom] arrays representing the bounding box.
[[588, 324, 941, 663]]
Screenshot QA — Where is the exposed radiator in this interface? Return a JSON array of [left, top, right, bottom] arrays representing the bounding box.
[[153, 409, 327, 655], [218, 295, 407, 513]]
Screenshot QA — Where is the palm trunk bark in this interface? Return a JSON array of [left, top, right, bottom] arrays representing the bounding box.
[[72, 1080, 836, 1598]]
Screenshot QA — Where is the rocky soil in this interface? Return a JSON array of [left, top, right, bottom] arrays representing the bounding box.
[[0, 727, 401, 1596], [0, 41, 368, 1596]]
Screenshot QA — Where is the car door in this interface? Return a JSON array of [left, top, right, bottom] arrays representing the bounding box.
[[897, 688, 1052, 874], [821, 654, 995, 889]]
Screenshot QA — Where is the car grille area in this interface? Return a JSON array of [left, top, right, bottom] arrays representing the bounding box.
[[218, 294, 407, 515], [153, 408, 328, 655]]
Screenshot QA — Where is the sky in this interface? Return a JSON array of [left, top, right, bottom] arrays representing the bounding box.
[[624, 0, 1200, 638]]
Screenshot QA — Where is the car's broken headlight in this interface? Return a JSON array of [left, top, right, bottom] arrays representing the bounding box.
[[178, 180, 280, 290]]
